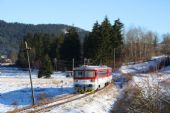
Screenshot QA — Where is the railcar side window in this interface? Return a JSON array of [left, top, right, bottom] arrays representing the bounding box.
[[85, 71, 95, 78], [98, 70, 107, 77]]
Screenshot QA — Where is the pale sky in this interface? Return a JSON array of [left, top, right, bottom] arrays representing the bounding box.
[[0, 0, 170, 36]]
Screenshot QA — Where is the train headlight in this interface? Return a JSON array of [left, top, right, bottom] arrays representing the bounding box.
[[88, 84, 92, 87], [75, 84, 79, 87]]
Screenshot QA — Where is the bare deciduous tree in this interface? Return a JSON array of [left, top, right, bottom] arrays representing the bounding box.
[[122, 27, 157, 62], [161, 34, 170, 55]]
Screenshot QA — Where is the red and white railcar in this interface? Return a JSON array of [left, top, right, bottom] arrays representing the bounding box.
[[73, 65, 112, 92]]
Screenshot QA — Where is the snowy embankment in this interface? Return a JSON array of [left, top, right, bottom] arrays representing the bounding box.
[[113, 56, 170, 112], [120, 55, 167, 74], [117, 55, 170, 92], [112, 55, 168, 89], [160, 65, 170, 74]]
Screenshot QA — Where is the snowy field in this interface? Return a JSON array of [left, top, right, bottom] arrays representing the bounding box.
[[0, 68, 74, 112], [0, 67, 118, 113]]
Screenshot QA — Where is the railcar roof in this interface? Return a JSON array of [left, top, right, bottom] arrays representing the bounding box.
[[74, 65, 111, 70]]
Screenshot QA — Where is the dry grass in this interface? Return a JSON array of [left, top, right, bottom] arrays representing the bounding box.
[[112, 82, 170, 113], [123, 73, 133, 81], [11, 101, 18, 110], [51, 80, 60, 85], [36, 93, 49, 104]]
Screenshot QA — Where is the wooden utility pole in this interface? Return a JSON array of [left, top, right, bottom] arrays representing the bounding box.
[[72, 58, 74, 77], [87, 59, 90, 65], [84, 58, 86, 65], [54, 58, 57, 71], [25, 41, 35, 105], [72, 58, 74, 71]]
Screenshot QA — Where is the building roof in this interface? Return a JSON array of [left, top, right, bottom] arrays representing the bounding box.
[[74, 65, 111, 70]]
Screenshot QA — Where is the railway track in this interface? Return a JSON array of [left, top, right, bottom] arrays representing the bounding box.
[[7, 84, 112, 113]]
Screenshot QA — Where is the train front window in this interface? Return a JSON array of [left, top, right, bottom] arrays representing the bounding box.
[[74, 71, 84, 78]]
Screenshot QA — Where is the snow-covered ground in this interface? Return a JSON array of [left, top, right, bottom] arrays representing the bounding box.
[[46, 84, 118, 113], [118, 56, 170, 95], [112, 56, 165, 89], [160, 65, 170, 74], [0, 55, 169, 113], [131, 65, 170, 89], [0, 67, 118, 113], [0, 67, 38, 78], [0, 67, 74, 112], [120, 55, 167, 74]]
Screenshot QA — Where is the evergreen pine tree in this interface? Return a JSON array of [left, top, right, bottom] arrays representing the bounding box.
[[60, 27, 81, 61], [38, 54, 53, 78], [17, 33, 34, 67], [97, 17, 112, 64], [83, 18, 124, 65], [111, 19, 124, 57], [112, 19, 124, 47], [84, 21, 101, 62], [17, 41, 28, 68]]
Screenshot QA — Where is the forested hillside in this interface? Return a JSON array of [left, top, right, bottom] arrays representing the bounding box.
[[0, 20, 88, 55], [17, 17, 124, 77]]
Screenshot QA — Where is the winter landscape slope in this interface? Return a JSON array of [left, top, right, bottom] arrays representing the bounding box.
[[0, 55, 170, 113]]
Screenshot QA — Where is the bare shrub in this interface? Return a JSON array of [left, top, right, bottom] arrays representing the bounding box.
[[51, 80, 60, 85], [11, 101, 18, 110], [11, 101, 18, 106], [123, 73, 133, 81], [112, 81, 170, 113], [112, 86, 141, 113], [36, 93, 49, 104]]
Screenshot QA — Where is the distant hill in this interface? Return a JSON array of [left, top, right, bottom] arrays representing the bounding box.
[[0, 20, 88, 55]]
